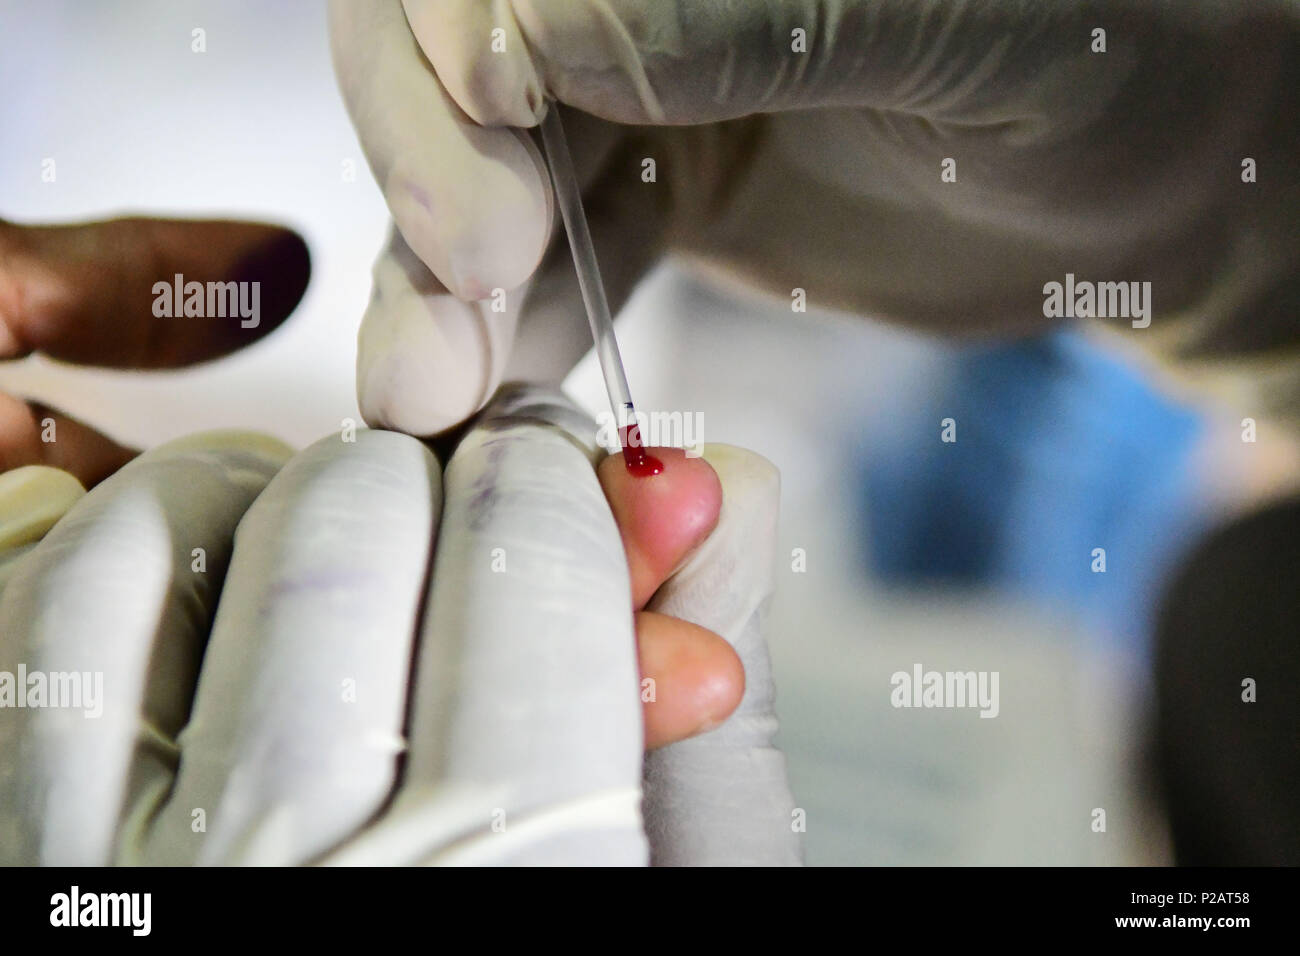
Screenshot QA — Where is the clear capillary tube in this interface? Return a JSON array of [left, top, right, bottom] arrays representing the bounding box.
[[537, 100, 643, 458]]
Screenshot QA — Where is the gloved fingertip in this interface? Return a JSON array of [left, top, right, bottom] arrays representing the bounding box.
[[0, 466, 85, 550], [139, 429, 296, 471], [358, 351, 495, 438], [357, 326, 502, 440], [356, 232, 519, 438]]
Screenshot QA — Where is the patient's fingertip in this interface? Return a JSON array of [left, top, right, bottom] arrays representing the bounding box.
[[229, 230, 311, 331], [599, 448, 722, 607], [691, 639, 746, 735], [638, 611, 744, 750]]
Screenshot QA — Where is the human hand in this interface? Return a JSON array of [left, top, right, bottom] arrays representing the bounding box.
[[0, 216, 310, 490], [330, 0, 1300, 434], [0, 386, 799, 865]]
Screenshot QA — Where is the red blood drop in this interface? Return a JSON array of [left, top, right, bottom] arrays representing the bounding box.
[[620, 424, 664, 477]]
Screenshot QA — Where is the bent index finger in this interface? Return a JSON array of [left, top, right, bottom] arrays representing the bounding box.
[[0, 217, 309, 368]]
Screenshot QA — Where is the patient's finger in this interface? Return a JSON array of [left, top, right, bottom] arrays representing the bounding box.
[[634, 610, 745, 751], [598, 448, 744, 748], [597, 448, 722, 610], [0, 392, 136, 487], [0, 217, 309, 368]]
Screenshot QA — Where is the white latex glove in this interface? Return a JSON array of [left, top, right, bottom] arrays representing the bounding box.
[[0, 387, 800, 865], [330, 0, 1300, 432]]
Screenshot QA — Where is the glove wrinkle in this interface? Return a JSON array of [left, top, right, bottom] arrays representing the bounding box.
[[643, 444, 802, 866]]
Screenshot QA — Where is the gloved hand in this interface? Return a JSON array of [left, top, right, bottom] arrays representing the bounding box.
[[0, 386, 801, 865], [0, 216, 311, 487], [331, 0, 1300, 433]]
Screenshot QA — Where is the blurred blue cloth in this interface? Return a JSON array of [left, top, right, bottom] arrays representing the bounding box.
[[860, 328, 1210, 659]]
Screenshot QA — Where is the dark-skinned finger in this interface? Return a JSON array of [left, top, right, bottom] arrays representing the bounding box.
[[0, 217, 309, 368], [0, 392, 136, 487]]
